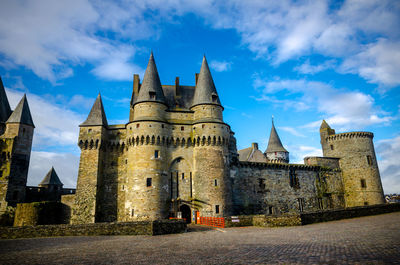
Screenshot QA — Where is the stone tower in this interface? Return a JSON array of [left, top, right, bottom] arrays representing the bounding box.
[[319, 120, 385, 207], [71, 94, 108, 224], [0, 86, 35, 212], [265, 118, 289, 163], [125, 52, 170, 221], [191, 56, 232, 217]]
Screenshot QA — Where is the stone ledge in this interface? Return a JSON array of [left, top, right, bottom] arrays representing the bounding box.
[[0, 219, 186, 239]]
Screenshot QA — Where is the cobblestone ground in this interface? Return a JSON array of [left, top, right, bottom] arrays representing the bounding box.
[[1, 212, 399, 265]]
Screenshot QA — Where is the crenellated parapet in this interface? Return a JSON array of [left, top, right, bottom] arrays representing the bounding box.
[[326, 131, 373, 141]]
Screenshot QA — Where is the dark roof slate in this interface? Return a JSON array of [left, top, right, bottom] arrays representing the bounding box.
[[134, 52, 166, 105], [6, 94, 35, 127], [0, 77, 12, 123], [81, 94, 108, 127], [266, 120, 287, 153], [191, 56, 221, 108], [39, 167, 63, 186]]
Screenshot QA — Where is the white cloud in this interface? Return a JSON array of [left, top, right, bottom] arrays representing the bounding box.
[[210, 60, 232, 72], [253, 78, 394, 130], [28, 151, 79, 188], [294, 59, 336, 75], [279, 126, 306, 138], [289, 145, 322, 164], [376, 136, 400, 194], [6, 88, 84, 147]]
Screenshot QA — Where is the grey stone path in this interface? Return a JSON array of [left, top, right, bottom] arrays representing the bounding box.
[[1, 212, 399, 265]]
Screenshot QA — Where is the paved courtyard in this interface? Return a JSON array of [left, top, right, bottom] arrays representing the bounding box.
[[0, 212, 399, 264]]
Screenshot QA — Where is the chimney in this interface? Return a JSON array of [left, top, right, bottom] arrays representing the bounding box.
[[252, 142, 258, 150], [175, 77, 180, 96]]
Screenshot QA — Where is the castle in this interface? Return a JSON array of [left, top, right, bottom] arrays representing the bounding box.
[[70, 53, 385, 224], [0, 53, 385, 225], [0, 78, 74, 215]]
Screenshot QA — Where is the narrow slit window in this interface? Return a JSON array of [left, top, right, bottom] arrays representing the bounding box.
[[366, 155, 373, 166], [330, 145, 334, 150], [155, 150, 159, 158], [215, 205, 220, 214], [131, 209, 134, 217], [360, 179, 367, 188], [181, 126, 184, 131], [182, 173, 184, 180], [214, 179, 218, 186], [146, 178, 152, 187]]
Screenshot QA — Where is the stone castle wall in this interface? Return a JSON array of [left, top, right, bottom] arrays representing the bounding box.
[[231, 162, 345, 215]]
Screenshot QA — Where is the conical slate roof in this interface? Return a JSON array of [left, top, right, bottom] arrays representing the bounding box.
[[6, 94, 35, 127], [39, 167, 63, 186], [266, 119, 288, 153], [81, 93, 108, 127], [191, 56, 221, 108], [134, 52, 166, 105], [0, 77, 12, 123]]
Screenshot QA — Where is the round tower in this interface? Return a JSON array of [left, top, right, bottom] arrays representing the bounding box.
[[125, 52, 170, 221], [190, 56, 232, 217], [320, 121, 385, 207]]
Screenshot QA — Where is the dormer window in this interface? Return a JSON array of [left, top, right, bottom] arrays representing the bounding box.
[[149, 91, 156, 100], [211, 93, 218, 103]]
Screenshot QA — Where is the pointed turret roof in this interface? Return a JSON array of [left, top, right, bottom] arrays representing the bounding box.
[[191, 56, 221, 108], [6, 94, 35, 127], [0, 77, 12, 123], [134, 52, 166, 105], [81, 93, 108, 127], [320, 119, 331, 130], [266, 119, 288, 153], [39, 167, 63, 186]]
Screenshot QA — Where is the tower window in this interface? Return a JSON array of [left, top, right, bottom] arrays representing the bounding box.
[[181, 126, 184, 131], [366, 155, 373, 166], [88, 129, 92, 133], [149, 91, 156, 99], [214, 179, 218, 186], [182, 173, 184, 180], [154, 150, 159, 158], [330, 145, 334, 150], [131, 209, 134, 217], [212, 94, 218, 102], [136, 124, 140, 128], [298, 198, 305, 212], [146, 178, 152, 187], [258, 178, 265, 190], [202, 124, 205, 129], [162, 124, 164, 128], [360, 179, 367, 188], [215, 205, 220, 214]]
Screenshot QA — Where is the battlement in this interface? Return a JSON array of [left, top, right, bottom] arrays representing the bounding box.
[[326, 131, 373, 141]]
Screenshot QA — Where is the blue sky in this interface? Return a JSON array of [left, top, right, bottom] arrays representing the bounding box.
[[1, 0, 399, 193]]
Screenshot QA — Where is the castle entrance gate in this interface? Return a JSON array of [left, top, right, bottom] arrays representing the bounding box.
[[169, 157, 193, 217], [179, 204, 191, 224]]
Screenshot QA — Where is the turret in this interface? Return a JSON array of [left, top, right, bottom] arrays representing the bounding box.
[[265, 118, 289, 163], [320, 120, 385, 207], [191, 56, 223, 122], [39, 167, 63, 191], [2, 94, 35, 206], [191, 55, 232, 217], [131, 52, 167, 122], [320, 120, 335, 155], [0, 77, 12, 135], [72, 94, 108, 224]]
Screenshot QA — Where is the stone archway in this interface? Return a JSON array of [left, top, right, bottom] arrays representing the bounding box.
[[179, 204, 191, 224]]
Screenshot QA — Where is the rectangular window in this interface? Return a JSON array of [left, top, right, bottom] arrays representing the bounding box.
[[258, 178, 265, 190], [367, 155, 373, 166], [318, 198, 323, 210], [155, 150, 159, 158], [214, 179, 218, 186], [181, 126, 184, 131], [146, 178, 152, 187], [364, 201, 369, 206], [136, 124, 140, 128], [330, 144, 334, 150], [298, 198, 305, 212], [360, 179, 367, 188], [215, 205, 220, 214], [182, 173, 184, 180], [149, 91, 156, 99], [131, 209, 134, 217]]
